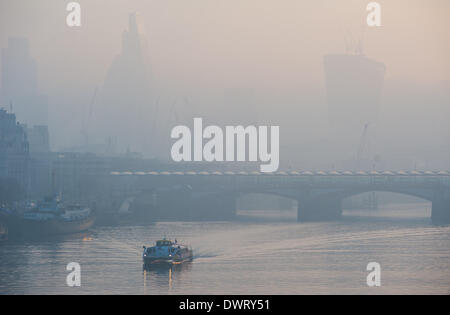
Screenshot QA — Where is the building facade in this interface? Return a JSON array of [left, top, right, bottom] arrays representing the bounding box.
[[0, 108, 30, 194], [26, 125, 50, 153]]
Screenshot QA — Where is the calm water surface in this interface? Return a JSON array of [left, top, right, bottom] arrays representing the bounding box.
[[1, 203, 449, 294]]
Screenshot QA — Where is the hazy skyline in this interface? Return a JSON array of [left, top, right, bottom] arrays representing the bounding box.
[[0, 0, 449, 169], [1, 2, 450, 297]]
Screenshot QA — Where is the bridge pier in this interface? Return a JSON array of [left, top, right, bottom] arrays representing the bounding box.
[[297, 197, 342, 222], [431, 198, 450, 225]]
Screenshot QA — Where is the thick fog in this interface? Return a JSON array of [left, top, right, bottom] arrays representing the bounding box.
[[0, 0, 449, 170]]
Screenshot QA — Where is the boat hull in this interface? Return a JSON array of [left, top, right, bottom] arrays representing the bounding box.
[[5, 215, 95, 238], [143, 252, 193, 265]]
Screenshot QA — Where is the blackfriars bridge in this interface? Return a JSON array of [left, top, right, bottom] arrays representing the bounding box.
[[108, 170, 450, 224]]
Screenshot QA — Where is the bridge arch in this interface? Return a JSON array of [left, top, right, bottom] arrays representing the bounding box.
[[236, 192, 298, 213], [338, 188, 433, 203], [197, 189, 299, 221], [341, 190, 432, 217], [298, 187, 446, 223], [233, 188, 301, 202]]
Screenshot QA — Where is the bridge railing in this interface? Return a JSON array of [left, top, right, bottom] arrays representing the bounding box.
[[109, 170, 450, 187]]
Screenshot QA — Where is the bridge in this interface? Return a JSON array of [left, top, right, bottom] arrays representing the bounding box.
[[108, 170, 450, 224]]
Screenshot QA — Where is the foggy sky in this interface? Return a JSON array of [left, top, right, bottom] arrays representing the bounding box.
[[0, 0, 449, 169]]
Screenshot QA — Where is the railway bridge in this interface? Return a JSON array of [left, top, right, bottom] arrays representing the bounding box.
[[109, 170, 450, 224]]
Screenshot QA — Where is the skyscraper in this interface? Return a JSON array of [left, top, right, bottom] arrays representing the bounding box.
[[95, 12, 154, 156]]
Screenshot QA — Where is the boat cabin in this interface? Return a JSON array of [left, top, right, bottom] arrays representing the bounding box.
[[156, 239, 173, 247]]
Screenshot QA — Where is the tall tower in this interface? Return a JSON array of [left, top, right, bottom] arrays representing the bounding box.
[[95, 12, 154, 156]]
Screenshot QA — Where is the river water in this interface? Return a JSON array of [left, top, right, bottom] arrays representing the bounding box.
[[0, 203, 449, 294]]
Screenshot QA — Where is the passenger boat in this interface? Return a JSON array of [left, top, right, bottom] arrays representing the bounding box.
[[143, 238, 193, 265], [4, 197, 95, 238]]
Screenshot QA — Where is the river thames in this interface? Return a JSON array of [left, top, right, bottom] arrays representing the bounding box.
[[0, 203, 449, 294]]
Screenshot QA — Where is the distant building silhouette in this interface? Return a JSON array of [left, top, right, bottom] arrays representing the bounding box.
[[95, 12, 155, 156], [0, 37, 48, 126], [0, 108, 30, 191]]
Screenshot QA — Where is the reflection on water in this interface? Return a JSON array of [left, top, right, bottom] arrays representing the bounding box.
[[0, 204, 449, 294], [6, 231, 96, 243], [143, 262, 193, 294]]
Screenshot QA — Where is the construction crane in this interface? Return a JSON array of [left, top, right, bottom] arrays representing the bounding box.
[[183, 96, 197, 119], [151, 95, 160, 135], [81, 86, 98, 148], [357, 122, 378, 210], [170, 98, 179, 124], [356, 122, 370, 162]]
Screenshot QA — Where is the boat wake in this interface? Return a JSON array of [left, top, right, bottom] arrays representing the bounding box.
[[189, 224, 450, 262]]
